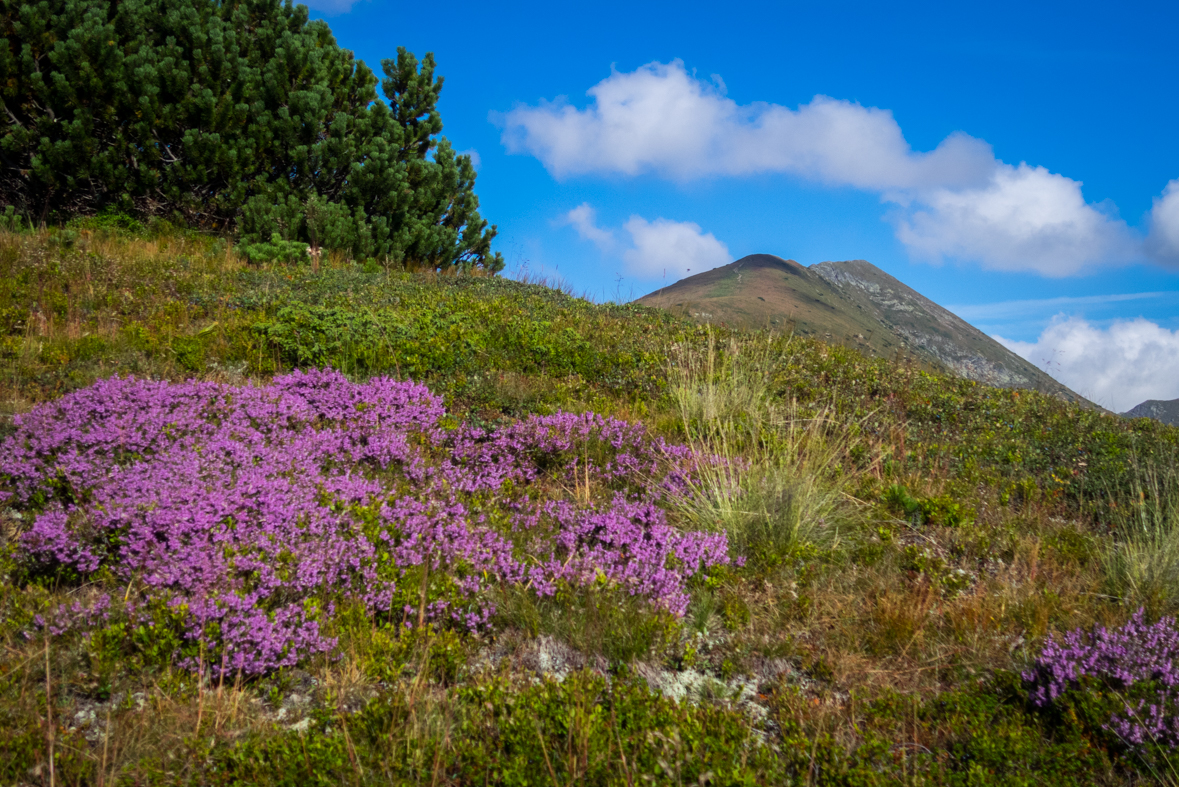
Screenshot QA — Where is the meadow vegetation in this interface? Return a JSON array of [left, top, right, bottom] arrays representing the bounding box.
[[4, 222, 1179, 784]]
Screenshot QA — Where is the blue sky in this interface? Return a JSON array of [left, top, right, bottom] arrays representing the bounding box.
[[312, 0, 1179, 412]]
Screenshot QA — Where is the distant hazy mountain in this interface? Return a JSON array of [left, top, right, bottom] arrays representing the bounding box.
[[1123, 399, 1179, 425], [636, 254, 1093, 406]]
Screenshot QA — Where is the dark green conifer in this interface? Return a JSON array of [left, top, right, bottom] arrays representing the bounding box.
[[0, 0, 502, 271]]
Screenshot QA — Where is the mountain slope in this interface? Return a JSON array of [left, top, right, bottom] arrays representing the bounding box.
[[1124, 398, 1179, 425], [637, 254, 1091, 405]]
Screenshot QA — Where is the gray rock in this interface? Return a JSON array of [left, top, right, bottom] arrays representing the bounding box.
[[1123, 398, 1179, 426]]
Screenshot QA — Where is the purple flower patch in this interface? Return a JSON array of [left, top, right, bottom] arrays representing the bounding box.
[[2, 369, 729, 674], [1024, 609, 1179, 748]]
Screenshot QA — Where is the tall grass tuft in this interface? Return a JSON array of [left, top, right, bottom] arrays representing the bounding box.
[[1103, 449, 1179, 614], [669, 330, 858, 564]]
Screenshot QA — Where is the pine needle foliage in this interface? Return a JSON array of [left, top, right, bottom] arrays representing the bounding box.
[[0, 0, 502, 271]]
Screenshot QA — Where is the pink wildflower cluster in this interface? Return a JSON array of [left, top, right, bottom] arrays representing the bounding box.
[[1024, 609, 1179, 748], [1, 370, 728, 673]]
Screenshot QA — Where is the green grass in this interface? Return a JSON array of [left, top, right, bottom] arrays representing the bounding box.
[[0, 223, 681, 420], [669, 332, 860, 566], [4, 223, 1179, 784], [1101, 451, 1179, 616]]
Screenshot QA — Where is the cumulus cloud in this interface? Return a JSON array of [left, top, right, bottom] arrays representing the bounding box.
[[621, 216, 731, 279], [1147, 178, 1179, 265], [559, 203, 730, 280], [501, 60, 994, 188], [996, 316, 1179, 412], [561, 203, 617, 250], [896, 163, 1138, 276], [501, 60, 1148, 276]]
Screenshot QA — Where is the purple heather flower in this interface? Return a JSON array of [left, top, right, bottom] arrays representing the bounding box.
[[1025, 609, 1179, 748], [1, 369, 731, 674]]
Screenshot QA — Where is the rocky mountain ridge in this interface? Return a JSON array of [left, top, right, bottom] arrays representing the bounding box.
[[1123, 398, 1179, 425], [637, 254, 1092, 406]]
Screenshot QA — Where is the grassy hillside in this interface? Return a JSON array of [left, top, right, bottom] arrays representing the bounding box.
[[4, 224, 1179, 785], [0, 222, 676, 417]]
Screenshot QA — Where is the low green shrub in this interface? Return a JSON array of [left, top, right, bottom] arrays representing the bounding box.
[[238, 233, 310, 265], [496, 584, 677, 665], [0, 205, 27, 233], [179, 672, 793, 785], [884, 484, 974, 528]]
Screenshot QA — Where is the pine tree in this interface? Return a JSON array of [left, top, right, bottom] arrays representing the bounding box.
[[0, 0, 502, 272]]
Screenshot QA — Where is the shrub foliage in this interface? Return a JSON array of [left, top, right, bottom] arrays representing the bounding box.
[[0, 0, 502, 270]]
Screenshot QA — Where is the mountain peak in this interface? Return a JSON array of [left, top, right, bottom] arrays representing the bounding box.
[[636, 255, 1093, 406]]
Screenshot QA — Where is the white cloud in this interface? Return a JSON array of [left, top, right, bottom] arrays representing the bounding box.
[[560, 203, 616, 250], [996, 316, 1179, 412], [500, 60, 994, 188], [1147, 178, 1179, 265], [559, 204, 730, 280], [501, 60, 1146, 276], [896, 163, 1138, 276], [621, 216, 731, 279]]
